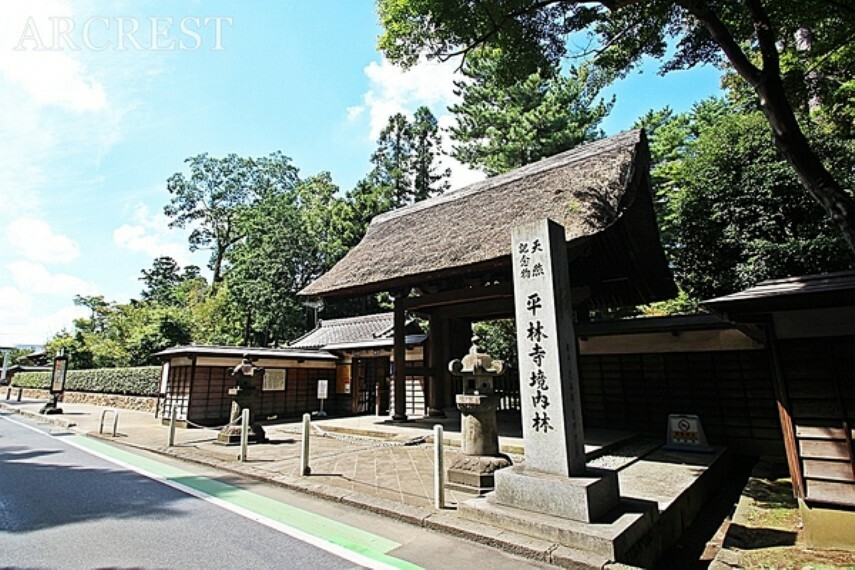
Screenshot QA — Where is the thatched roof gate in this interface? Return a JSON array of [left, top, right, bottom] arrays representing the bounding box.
[[302, 130, 676, 420]]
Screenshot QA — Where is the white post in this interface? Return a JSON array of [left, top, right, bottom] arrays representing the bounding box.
[[434, 424, 445, 509], [1, 349, 10, 385], [300, 413, 311, 476], [239, 408, 249, 462], [168, 408, 177, 447]]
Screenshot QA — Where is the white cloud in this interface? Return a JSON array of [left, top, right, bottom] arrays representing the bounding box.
[[0, 296, 88, 346], [352, 56, 486, 191], [0, 1, 107, 113], [0, 2, 132, 214], [0, 286, 33, 317], [6, 218, 80, 263], [346, 105, 364, 121], [436, 114, 487, 191], [113, 203, 194, 266], [357, 57, 461, 140], [7, 261, 97, 297]]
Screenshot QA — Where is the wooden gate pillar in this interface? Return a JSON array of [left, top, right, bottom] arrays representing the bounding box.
[[392, 293, 408, 422], [427, 310, 446, 418]]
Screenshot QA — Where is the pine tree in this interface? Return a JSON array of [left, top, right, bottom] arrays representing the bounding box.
[[449, 50, 613, 175]]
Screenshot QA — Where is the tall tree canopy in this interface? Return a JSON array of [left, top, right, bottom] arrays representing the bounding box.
[[165, 152, 300, 284], [363, 106, 450, 208], [411, 106, 451, 200], [139, 256, 201, 306], [225, 172, 351, 345], [378, 0, 855, 252], [450, 49, 613, 175], [642, 97, 855, 300], [344, 106, 450, 249]]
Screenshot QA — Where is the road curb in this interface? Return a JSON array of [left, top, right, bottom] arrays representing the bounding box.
[[82, 430, 611, 568], [2, 403, 622, 568], [0, 402, 77, 429]]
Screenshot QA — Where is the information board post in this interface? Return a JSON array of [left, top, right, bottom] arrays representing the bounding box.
[[0, 347, 11, 386], [316, 379, 329, 417], [40, 352, 68, 415]]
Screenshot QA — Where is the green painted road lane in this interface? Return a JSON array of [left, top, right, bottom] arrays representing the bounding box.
[[70, 435, 422, 570]]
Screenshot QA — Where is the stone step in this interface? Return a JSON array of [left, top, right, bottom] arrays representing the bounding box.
[[459, 494, 657, 562]]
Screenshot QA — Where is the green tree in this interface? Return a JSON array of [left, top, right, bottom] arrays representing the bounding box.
[[122, 304, 193, 365], [139, 256, 202, 305], [377, 0, 855, 252], [450, 50, 613, 175], [363, 107, 450, 209], [370, 113, 414, 208], [226, 172, 352, 345], [165, 152, 300, 284], [652, 99, 854, 299], [184, 281, 243, 345], [411, 106, 451, 200]]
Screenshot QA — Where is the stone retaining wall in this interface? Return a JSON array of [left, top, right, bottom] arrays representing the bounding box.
[[5, 387, 158, 413]]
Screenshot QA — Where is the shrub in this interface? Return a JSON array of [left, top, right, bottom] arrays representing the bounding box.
[[12, 366, 160, 396]]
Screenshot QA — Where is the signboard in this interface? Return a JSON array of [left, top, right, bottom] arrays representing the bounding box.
[[159, 362, 170, 394], [317, 379, 329, 400], [664, 414, 714, 453], [263, 369, 286, 391], [50, 355, 69, 394]]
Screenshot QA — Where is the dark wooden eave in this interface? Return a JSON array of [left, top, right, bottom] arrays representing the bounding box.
[[702, 270, 855, 318]]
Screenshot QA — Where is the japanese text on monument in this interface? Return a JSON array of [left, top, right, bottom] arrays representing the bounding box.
[[518, 240, 553, 433]]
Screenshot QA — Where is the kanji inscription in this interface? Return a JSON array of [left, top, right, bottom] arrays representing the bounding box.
[[512, 218, 587, 476]]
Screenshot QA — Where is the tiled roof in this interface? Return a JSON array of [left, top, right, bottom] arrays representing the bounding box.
[[152, 345, 338, 360], [289, 313, 397, 349]]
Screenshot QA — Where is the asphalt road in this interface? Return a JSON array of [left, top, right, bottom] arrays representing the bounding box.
[[0, 412, 369, 569], [0, 411, 553, 570]]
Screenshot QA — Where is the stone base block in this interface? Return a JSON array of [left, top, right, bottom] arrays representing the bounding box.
[[493, 464, 620, 523], [216, 424, 267, 445], [446, 468, 495, 494], [39, 402, 63, 415], [446, 454, 512, 494], [458, 494, 657, 562]]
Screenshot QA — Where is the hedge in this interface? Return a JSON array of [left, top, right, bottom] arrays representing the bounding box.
[[12, 366, 160, 396]]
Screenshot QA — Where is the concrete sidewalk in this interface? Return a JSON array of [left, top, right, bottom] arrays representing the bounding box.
[[0, 398, 725, 567]]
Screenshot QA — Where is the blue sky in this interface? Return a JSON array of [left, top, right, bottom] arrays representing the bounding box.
[[0, 1, 722, 346]]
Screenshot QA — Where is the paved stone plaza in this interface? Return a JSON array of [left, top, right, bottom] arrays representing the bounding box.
[[1, 398, 730, 567]]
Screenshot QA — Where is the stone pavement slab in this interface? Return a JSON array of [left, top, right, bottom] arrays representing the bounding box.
[[1, 398, 723, 567]]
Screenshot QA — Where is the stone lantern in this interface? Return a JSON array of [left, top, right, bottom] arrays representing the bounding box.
[[446, 336, 512, 493], [217, 355, 267, 445]]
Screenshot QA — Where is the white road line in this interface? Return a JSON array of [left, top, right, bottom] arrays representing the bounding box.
[[0, 413, 402, 570]]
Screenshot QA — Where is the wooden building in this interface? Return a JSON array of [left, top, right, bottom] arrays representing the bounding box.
[[153, 314, 427, 425], [289, 312, 427, 415], [704, 271, 855, 549], [153, 345, 338, 426], [575, 314, 780, 456]]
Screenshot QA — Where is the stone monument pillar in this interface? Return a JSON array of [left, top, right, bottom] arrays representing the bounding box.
[[446, 337, 512, 493], [491, 218, 619, 522], [217, 355, 267, 445]]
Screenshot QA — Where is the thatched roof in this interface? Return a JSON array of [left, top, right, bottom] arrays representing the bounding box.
[[302, 130, 675, 307]]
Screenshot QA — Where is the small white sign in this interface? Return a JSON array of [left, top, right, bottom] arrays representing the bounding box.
[[664, 414, 713, 453], [317, 379, 329, 400]]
